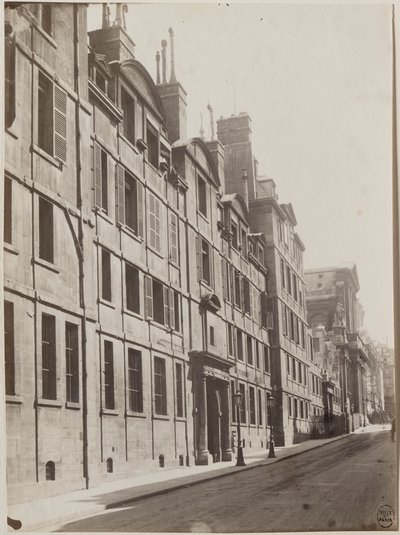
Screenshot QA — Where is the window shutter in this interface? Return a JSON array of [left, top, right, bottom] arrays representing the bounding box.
[[169, 288, 175, 330], [116, 163, 125, 225], [209, 246, 214, 288], [170, 213, 178, 264], [149, 194, 155, 248], [196, 236, 202, 281], [144, 275, 153, 319], [94, 142, 102, 208], [155, 197, 161, 253], [267, 312, 274, 330], [163, 286, 170, 327], [137, 181, 144, 238], [221, 258, 227, 300], [53, 84, 67, 162]]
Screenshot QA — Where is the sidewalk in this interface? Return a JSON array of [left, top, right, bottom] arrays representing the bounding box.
[[8, 425, 391, 532]]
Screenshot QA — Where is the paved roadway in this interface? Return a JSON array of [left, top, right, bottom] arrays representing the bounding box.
[[60, 430, 397, 532]]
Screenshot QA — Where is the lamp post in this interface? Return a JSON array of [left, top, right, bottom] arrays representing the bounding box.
[[362, 397, 367, 427], [267, 394, 276, 458], [351, 403, 355, 432], [234, 390, 245, 466]]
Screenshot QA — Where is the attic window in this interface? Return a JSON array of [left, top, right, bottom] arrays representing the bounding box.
[[121, 86, 135, 145], [95, 70, 106, 93], [147, 122, 159, 168]]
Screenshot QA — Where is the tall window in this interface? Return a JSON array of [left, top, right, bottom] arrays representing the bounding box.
[[201, 239, 211, 285], [116, 167, 144, 237], [38, 72, 67, 162], [227, 324, 234, 356], [154, 357, 167, 415], [128, 349, 143, 412], [5, 34, 16, 129], [239, 383, 246, 423], [4, 177, 12, 244], [243, 278, 250, 314], [231, 221, 238, 250], [65, 322, 79, 403], [255, 342, 260, 369], [101, 249, 112, 302], [169, 213, 178, 264], [280, 258, 285, 289], [231, 381, 237, 422], [93, 143, 108, 214], [236, 329, 244, 361], [144, 276, 178, 331], [39, 197, 54, 263], [104, 340, 115, 410], [258, 390, 263, 425], [29, 4, 52, 34], [147, 122, 159, 168], [42, 314, 56, 400], [125, 263, 140, 314], [286, 266, 291, 295], [249, 386, 256, 425], [197, 175, 207, 217], [149, 192, 161, 253], [282, 303, 287, 336], [175, 362, 184, 417], [234, 269, 241, 308], [263, 345, 270, 374], [4, 301, 15, 395], [247, 335, 253, 366], [241, 228, 247, 256], [298, 362, 302, 384], [292, 357, 297, 381], [121, 86, 135, 144]]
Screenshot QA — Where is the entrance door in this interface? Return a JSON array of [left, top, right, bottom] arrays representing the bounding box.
[[207, 383, 222, 462]]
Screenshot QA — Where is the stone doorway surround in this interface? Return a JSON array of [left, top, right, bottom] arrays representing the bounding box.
[[189, 350, 233, 465]]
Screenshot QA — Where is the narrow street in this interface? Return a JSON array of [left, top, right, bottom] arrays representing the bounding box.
[[59, 430, 397, 532]]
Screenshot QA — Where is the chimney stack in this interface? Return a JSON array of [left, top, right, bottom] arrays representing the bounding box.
[[242, 168, 249, 208], [207, 103, 215, 141], [102, 3, 110, 29], [169, 28, 177, 83], [114, 3, 122, 26], [161, 39, 167, 84], [156, 51, 161, 84]]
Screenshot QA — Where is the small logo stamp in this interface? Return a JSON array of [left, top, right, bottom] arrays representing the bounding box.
[[377, 505, 395, 528]]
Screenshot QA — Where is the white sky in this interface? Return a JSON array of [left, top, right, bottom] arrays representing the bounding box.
[[87, 2, 394, 345]]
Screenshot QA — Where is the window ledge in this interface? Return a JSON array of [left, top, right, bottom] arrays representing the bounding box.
[[153, 414, 170, 421], [174, 416, 186, 422], [125, 411, 146, 419], [6, 395, 23, 404], [120, 224, 143, 243], [123, 308, 142, 319], [6, 126, 18, 140], [197, 210, 209, 223], [99, 298, 116, 309], [36, 398, 63, 408], [33, 256, 61, 274], [168, 259, 180, 269], [146, 244, 164, 259], [32, 21, 58, 49], [95, 209, 114, 225], [101, 408, 119, 416], [146, 159, 161, 175], [66, 401, 81, 410], [119, 133, 140, 155], [4, 243, 19, 256], [31, 143, 62, 169]]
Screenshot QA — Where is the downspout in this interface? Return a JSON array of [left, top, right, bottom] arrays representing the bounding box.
[[73, 4, 89, 490]]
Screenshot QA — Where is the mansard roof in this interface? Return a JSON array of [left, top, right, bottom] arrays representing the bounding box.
[[173, 137, 220, 187], [120, 58, 165, 121]]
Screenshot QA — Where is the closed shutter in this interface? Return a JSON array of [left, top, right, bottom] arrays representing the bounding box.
[[281, 302, 286, 334], [170, 213, 178, 264], [94, 142, 102, 208], [163, 286, 170, 327], [54, 84, 67, 162], [137, 181, 144, 238], [221, 258, 227, 300], [169, 288, 175, 330], [116, 163, 125, 224], [196, 236, 202, 281], [144, 275, 153, 319], [149, 194, 155, 248], [209, 246, 214, 288]]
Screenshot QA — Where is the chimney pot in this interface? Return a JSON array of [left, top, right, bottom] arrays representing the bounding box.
[[169, 27, 177, 83], [156, 51, 161, 84], [161, 39, 167, 84]]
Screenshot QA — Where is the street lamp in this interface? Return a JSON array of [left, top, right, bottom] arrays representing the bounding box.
[[267, 394, 276, 458], [362, 397, 367, 427], [351, 403, 355, 432], [234, 390, 245, 466]]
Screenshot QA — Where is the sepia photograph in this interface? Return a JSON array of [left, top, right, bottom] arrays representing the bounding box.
[[2, 0, 398, 532]]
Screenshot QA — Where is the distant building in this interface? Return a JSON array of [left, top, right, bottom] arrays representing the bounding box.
[[378, 345, 395, 418]]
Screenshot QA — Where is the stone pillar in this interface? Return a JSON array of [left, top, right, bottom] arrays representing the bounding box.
[[221, 383, 232, 461], [197, 375, 212, 465]]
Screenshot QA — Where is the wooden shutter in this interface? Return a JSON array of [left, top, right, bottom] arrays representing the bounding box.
[[116, 163, 125, 224], [163, 286, 170, 327], [53, 84, 67, 162], [144, 275, 153, 319], [169, 288, 175, 330], [137, 181, 144, 238], [209, 246, 214, 288], [170, 213, 178, 264], [221, 258, 227, 300], [94, 142, 102, 208], [196, 236, 202, 281]]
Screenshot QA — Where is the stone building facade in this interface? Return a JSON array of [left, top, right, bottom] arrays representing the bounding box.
[[3, 3, 273, 503]]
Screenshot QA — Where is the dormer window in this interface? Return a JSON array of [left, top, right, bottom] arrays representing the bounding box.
[[197, 175, 207, 217], [121, 86, 135, 145], [258, 244, 264, 265], [147, 122, 159, 168], [231, 221, 238, 250]]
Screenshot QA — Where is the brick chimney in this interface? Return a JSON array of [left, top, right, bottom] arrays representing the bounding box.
[[217, 112, 256, 201], [205, 139, 225, 192], [156, 28, 187, 144]]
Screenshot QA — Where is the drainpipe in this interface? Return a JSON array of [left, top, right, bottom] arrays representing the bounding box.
[[73, 4, 89, 490]]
